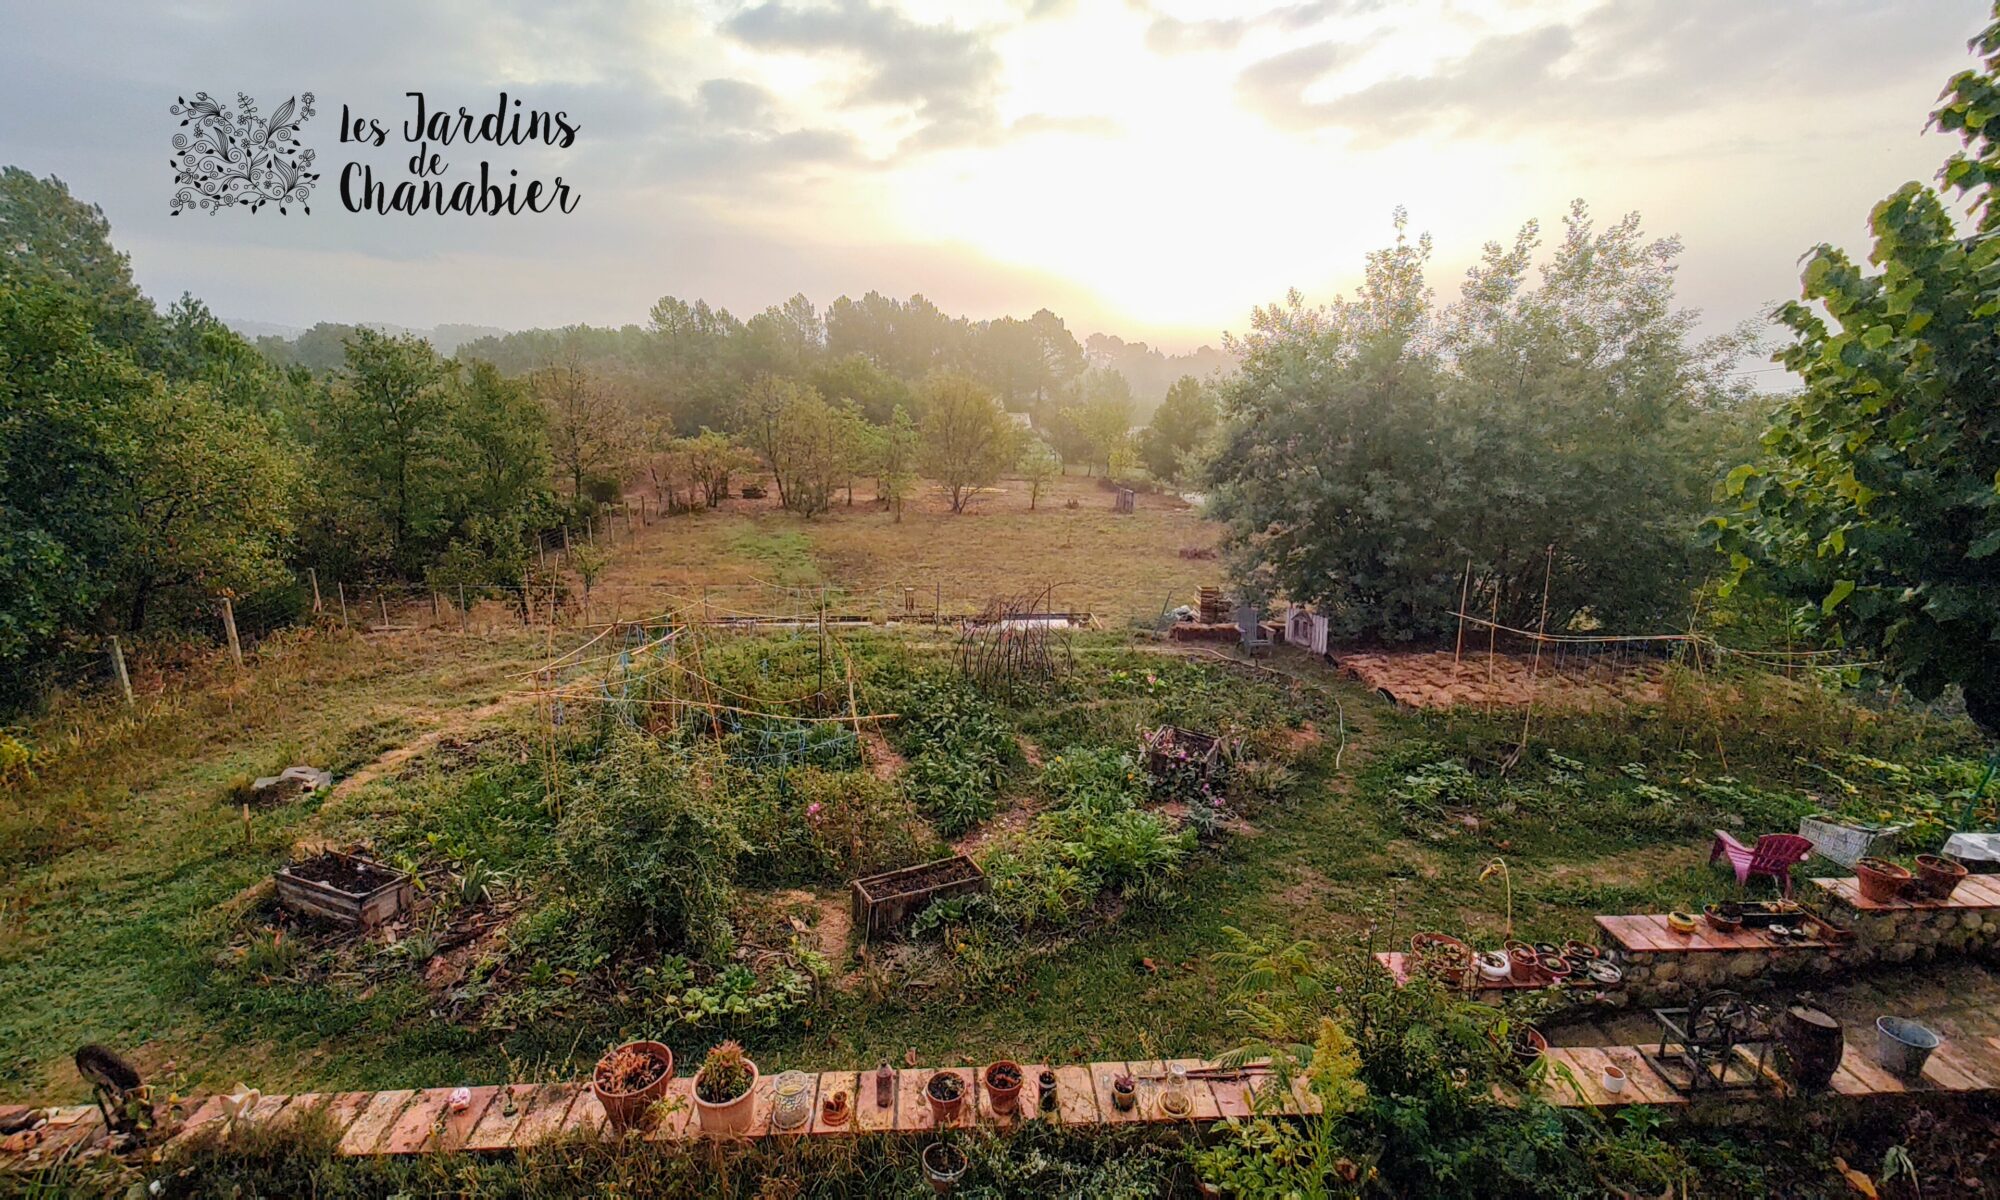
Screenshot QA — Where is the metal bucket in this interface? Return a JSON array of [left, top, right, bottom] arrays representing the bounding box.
[[1874, 1016, 1941, 1080]]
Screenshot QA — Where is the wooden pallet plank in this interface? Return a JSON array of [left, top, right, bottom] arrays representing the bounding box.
[[1836, 1046, 1909, 1096], [433, 1087, 499, 1153], [1051, 1066, 1100, 1127], [1163, 1059, 1222, 1123], [1091, 1062, 1142, 1125], [381, 1088, 457, 1156], [339, 1090, 416, 1156], [512, 1084, 581, 1150], [1602, 1045, 1681, 1106], [853, 1069, 897, 1134], [461, 1085, 538, 1152], [811, 1072, 859, 1136], [559, 1088, 610, 1143]]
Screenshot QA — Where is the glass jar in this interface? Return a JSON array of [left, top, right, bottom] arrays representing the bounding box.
[[1158, 1062, 1193, 1118], [770, 1070, 812, 1130]]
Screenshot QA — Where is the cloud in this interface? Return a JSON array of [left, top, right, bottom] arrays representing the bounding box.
[[1146, 15, 1250, 54], [724, 0, 1003, 151], [1234, 0, 1979, 139], [1007, 113, 1122, 138], [698, 78, 776, 129]]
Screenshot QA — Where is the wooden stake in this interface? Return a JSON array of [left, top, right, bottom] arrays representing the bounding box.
[[108, 636, 133, 706], [1453, 560, 1473, 667], [308, 568, 323, 614], [242, 803, 253, 848], [221, 597, 244, 668], [378, 594, 389, 627], [338, 582, 349, 628], [458, 583, 469, 633]]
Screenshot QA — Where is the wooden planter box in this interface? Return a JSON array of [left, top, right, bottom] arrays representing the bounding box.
[[1144, 725, 1224, 783], [1799, 815, 1906, 868], [275, 851, 414, 929], [851, 855, 986, 941]]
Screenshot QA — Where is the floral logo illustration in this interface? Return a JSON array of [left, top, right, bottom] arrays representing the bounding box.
[[169, 91, 317, 215]]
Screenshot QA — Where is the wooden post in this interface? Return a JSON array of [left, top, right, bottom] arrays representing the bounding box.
[[586, 515, 594, 543], [431, 591, 441, 624], [934, 582, 942, 628], [458, 583, 469, 633], [108, 636, 133, 706], [522, 576, 532, 626], [308, 568, 323, 614], [563, 525, 572, 554], [378, 593, 389, 627], [625, 504, 634, 534], [338, 582, 349, 628], [220, 598, 244, 667], [539, 541, 547, 569]]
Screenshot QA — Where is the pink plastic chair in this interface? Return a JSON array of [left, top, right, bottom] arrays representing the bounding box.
[[1710, 831, 1814, 898]]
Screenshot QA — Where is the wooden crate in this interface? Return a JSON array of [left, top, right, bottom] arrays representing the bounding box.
[[850, 855, 986, 941], [276, 852, 414, 929]]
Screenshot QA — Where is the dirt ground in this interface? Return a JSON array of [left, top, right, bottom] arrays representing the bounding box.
[[1331, 648, 1666, 712]]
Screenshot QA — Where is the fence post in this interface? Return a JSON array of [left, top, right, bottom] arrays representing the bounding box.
[[458, 583, 469, 634], [431, 590, 441, 624], [563, 526, 571, 554], [108, 636, 133, 706], [338, 582, 350, 628], [221, 598, 244, 668], [308, 567, 323, 614], [378, 593, 389, 627], [587, 516, 595, 543]]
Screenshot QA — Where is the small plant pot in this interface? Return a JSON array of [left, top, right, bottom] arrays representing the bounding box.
[[1561, 940, 1599, 963], [1111, 1075, 1137, 1112], [1540, 955, 1574, 983], [983, 1061, 1024, 1115], [1913, 854, 1968, 901], [1855, 857, 1912, 904], [1511, 1025, 1548, 1063], [1410, 932, 1472, 984], [820, 1089, 851, 1127], [1702, 905, 1743, 934], [591, 1041, 673, 1132], [1504, 940, 1539, 984], [925, 1072, 966, 1124], [1037, 1070, 1059, 1113], [922, 1141, 968, 1194], [1475, 950, 1512, 982], [1875, 1016, 1941, 1081], [1666, 911, 1698, 936], [1599, 1064, 1627, 1095], [693, 1058, 760, 1136]]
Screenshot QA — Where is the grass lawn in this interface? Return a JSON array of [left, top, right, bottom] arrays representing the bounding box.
[[0, 490, 1988, 1110]]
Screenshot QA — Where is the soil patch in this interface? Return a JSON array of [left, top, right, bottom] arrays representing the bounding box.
[[1331, 649, 1663, 712], [860, 729, 906, 782], [286, 853, 401, 895]]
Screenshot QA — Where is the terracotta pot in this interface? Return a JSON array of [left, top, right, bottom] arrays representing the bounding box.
[[1914, 854, 1967, 901], [1540, 955, 1574, 983], [1855, 857, 1912, 904], [1409, 933, 1472, 983], [922, 1141, 968, 1194], [820, 1089, 851, 1126], [591, 1041, 673, 1132], [1779, 1003, 1844, 1094], [1511, 1025, 1548, 1062], [692, 1057, 760, 1136], [1561, 940, 1599, 963], [1111, 1075, 1137, 1112], [1504, 939, 1539, 984], [983, 1061, 1024, 1115], [925, 1072, 966, 1124]]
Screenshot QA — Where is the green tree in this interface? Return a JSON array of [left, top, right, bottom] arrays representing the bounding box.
[[1138, 375, 1216, 484], [0, 169, 157, 358], [0, 282, 146, 695], [1066, 368, 1135, 477], [879, 405, 920, 522], [1712, 12, 2000, 734], [920, 374, 1016, 513], [117, 386, 300, 631], [1210, 206, 1751, 639], [1018, 435, 1062, 510], [315, 329, 457, 575]]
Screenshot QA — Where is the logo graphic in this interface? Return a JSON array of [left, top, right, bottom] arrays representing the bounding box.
[[169, 92, 318, 215]]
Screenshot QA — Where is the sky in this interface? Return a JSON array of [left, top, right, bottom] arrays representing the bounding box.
[[0, 0, 1991, 354]]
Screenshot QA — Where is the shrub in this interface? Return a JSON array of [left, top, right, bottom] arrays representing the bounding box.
[[554, 730, 746, 961], [695, 1040, 756, 1103], [1038, 746, 1145, 813]]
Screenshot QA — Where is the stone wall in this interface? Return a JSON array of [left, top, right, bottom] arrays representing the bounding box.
[[1821, 896, 2000, 966]]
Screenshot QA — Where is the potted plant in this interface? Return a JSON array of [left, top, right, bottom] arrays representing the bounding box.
[[1702, 904, 1743, 933], [1599, 1063, 1627, 1095], [591, 1040, 674, 1131], [1410, 932, 1472, 983], [983, 1061, 1024, 1115], [1914, 854, 1968, 901], [1037, 1069, 1059, 1113], [1539, 955, 1574, 984], [1111, 1072, 1137, 1112], [922, 1140, 969, 1194], [925, 1071, 965, 1124], [1474, 950, 1511, 982], [1856, 857, 1912, 903], [692, 1040, 759, 1135], [1504, 940, 1539, 984]]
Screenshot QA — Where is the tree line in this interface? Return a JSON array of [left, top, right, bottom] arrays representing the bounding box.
[[0, 166, 1226, 706]]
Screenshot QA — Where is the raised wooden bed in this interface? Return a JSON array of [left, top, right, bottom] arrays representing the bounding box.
[[851, 855, 986, 941], [1144, 725, 1225, 785], [276, 851, 414, 930]]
